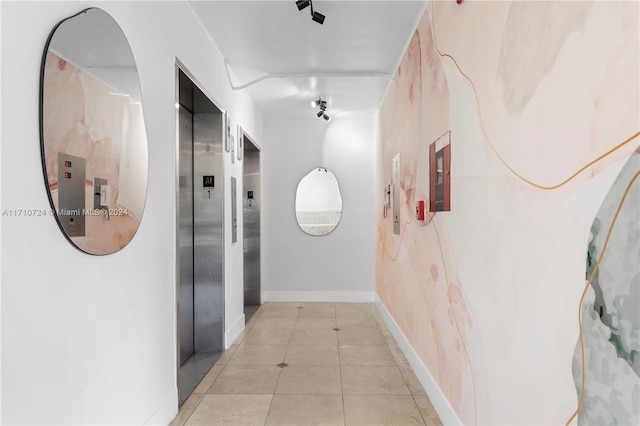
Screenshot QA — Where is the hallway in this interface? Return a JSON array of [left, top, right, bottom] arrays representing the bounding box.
[[171, 302, 442, 425]]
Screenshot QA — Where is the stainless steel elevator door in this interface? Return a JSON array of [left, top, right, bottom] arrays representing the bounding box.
[[193, 112, 224, 353], [178, 105, 194, 365], [177, 67, 225, 405], [243, 138, 261, 308]]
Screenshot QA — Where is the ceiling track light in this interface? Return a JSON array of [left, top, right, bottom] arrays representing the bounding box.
[[311, 97, 331, 121], [312, 97, 331, 122], [312, 11, 325, 24], [294, 0, 326, 25], [296, 0, 310, 11]]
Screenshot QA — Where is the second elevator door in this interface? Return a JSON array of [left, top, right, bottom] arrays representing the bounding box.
[[243, 137, 261, 313]]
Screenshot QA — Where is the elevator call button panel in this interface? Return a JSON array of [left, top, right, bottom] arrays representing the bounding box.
[[392, 154, 400, 235], [231, 177, 238, 243], [58, 152, 86, 237]]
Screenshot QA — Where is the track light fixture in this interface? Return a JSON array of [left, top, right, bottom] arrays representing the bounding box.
[[294, 0, 326, 25], [312, 97, 331, 122], [296, 0, 310, 11], [312, 11, 325, 24]]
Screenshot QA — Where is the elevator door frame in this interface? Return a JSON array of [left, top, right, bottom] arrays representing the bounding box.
[[242, 132, 262, 314], [174, 60, 226, 404]]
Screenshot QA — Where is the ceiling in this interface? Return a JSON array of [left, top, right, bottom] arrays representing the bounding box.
[[188, 1, 426, 120]]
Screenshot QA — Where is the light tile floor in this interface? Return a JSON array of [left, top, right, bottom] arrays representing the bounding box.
[[171, 302, 443, 426]]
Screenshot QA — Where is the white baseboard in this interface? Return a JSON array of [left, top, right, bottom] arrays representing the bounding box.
[[375, 295, 463, 425], [144, 387, 178, 425], [225, 313, 245, 348], [263, 291, 375, 303]]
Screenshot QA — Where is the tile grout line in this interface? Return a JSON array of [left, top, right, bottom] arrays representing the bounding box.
[[260, 302, 301, 425], [336, 302, 348, 426], [177, 305, 264, 426], [374, 302, 428, 426], [179, 392, 203, 426]]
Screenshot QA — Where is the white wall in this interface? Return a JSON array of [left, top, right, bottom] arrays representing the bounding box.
[[0, 1, 262, 424], [262, 119, 376, 301]]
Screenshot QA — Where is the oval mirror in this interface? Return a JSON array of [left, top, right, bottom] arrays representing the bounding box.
[[295, 168, 342, 236], [40, 8, 148, 255]]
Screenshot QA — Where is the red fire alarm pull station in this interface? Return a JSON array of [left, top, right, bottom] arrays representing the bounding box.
[[415, 200, 425, 221]]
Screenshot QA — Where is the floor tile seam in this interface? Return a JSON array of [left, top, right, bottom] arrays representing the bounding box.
[[287, 343, 340, 347], [203, 392, 279, 396], [343, 393, 423, 398], [279, 362, 342, 369], [201, 365, 225, 393], [342, 319, 414, 397], [340, 362, 397, 366], [180, 393, 204, 426], [272, 392, 346, 396], [235, 343, 290, 346], [234, 326, 251, 345], [260, 313, 300, 318], [342, 391, 414, 397], [245, 314, 262, 326], [262, 363, 284, 426], [380, 319, 406, 369], [185, 393, 273, 426], [335, 302, 347, 426], [256, 327, 296, 330], [342, 394, 427, 426], [244, 311, 261, 329], [225, 363, 288, 367], [341, 392, 416, 397], [338, 323, 378, 333], [204, 391, 277, 396], [410, 393, 431, 425], [391, 346, 421, 393]]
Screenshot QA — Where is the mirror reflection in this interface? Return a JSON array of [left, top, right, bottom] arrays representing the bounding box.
[[40, 8, 148, 255], [295, 168, 342, 236]]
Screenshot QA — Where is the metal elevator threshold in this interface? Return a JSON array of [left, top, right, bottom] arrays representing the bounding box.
[[178, 352, 222, 405], [244, 305, 260, 323]]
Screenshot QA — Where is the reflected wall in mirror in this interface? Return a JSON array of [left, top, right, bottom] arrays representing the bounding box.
[[295, 168, 342, 236], [40, 8, 148, 255]]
